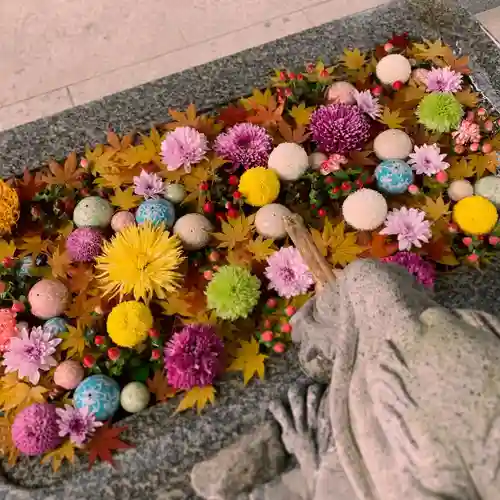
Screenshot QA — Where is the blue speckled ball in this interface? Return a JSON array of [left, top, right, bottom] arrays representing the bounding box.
[[135, 199, 175, 228], [73, 375, 120, 421], [43, 317, 68, 337], [375, 160, 414, 194]]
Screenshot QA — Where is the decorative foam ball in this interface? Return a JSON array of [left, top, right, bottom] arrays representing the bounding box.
[[136, 199, 175, 228], [66, 227, 103, 262], [474, 176, 500, 207], [173, 213, 213, 251], [238, 167, 280, 207], [325, 81, 356, 105], [373, 129, 412, 160], [308, 152, 328, 170], [164, 183, 186, 204], [268, 143, 309, 181], [73, 375, 121, 421], [376, 54, 412, 85], [254, 203, 292, 239], [453, 196, 498, 235], [447, 179, 474, 202], [120, 381, 150, 413], [111, 211, 135, 232], [43, 317, 68, 337], [28, 279, 69, 319], [342, 189, 388, 230], [375, 160, 414, 194], [107, 301, 153, 348], [53, 360, 84, 390], [73, 196, 113, 228]]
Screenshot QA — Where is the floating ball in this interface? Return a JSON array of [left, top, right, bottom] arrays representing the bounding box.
[[136, 199, 175, 228], [54, 360, 84, 390], [164, 184, 186, 204], [376, 54, 411, 85], [308, 151, 328, 170], [447, 179, 473, 202], [474, 176, 500, 207], [120, 381, 150, 413], [73, 196, 113, 228], [73, 375, 121, 421], [453, 196, 498, 235], [373, 129, 412, 160], [268, 143, 309, 181], [254, 203, 292, 239], [43, 317, 68, 337], [111, 211, 135, 232], [375, 159, 414, 194], [325, 81, 356, 105], [28, 279, 69, 319], [342, 189, 388, 231], [173, 213, 213, 251]]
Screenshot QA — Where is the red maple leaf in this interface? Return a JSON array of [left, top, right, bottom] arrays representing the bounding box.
[[388, 32, 410, 48], [87, 421, 134, 469], [217, 104, 249, 126], [15, 168, 46, 202]]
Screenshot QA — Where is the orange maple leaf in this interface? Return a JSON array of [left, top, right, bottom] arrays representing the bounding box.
[[369, 233, 398, 258], [67, 264, 94, 293], [15, 169, 46, 202], [87, 421, 134, 468], [41, 152, 84, 188], [146, 370, 178, 403]]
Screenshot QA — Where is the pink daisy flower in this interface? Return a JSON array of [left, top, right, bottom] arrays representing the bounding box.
[[425, 66, 462, 93], [133, 170, 165, 199], [161, 126, 208, 173], [56, 405, 102, 445], [353, 89, 381, 119], [380, 207, 431, 251], [408, 144, 449, 176], [451, 119, 481, 146]]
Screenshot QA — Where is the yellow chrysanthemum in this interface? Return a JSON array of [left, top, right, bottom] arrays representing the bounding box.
[[0, 181, 19, 235], [95, 221, 184, 301], [453, 195, 498, 235], [107, 301, 153, 348], [238, 167, 280, 207]]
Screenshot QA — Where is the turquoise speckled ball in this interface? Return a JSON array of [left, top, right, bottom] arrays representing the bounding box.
[[43, 317, 68, 337], [135, 199, 175, 228], [73, 375, 120, 421], [375, 160, 414, 194], [73, 196, 113, 228]]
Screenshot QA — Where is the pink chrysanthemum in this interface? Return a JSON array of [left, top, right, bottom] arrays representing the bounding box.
[[66, 227, 103, 262], [56, 404, 102, 445], [0, 308, 18, 352], [310, 104, 371, 155], [425, 66, 463, 93], [161, 126, 208, 173], [408, 143, 449, 176], [213, 123, 273, 169], [3, 326, 61, 385], [12, 403, 62, 456], [382, 251, 435, 288], [380, 207, 432, 251], [320, 154, 348, 175], [133, 170, 165, 199], [353, 89, 381, 119], [164, 324, 224, 390], [451, 119, 481, 145], [265, 246, 314, 298]]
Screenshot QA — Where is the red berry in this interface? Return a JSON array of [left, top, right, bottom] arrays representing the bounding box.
[[318, 208, 327, 217], [94, 335, 105, 346], [355, 179, 364, 188], [297, 74, 304, 81], [83, 354, 96, 368], [288, 72, 296, 80], [215, 211, 226, 222], [332, 186, 340, 194], [372, 85, 383, 96], [470, 142, 480, 152], [435, 171, 448, 184], [320, 69, 329, 78], [489, 236, 500, 246], [448, 222, 458, 233], [454, 144, 465, 154], [11, 301, 25, 313], [341, 182, 351, 191], [324, 176, 334, 185], [279, 71, 287, 81], [151, 349, 161, 361], [266, 298, 278, 309], [199, 182, 209, 192], [462, 237, 473, 246], [148, 328, 160, 339], [233, 190, 242, 200], [225, 201, 233, 210], [263, 319, 272, 329], [212, 265, 220, 271], [281, 323, 292, 334], [204, 270, 213, 280], [392, 80, 403, 90], [261, 331, 274, 342], [108, 347, 121, 361], [208, 251, 220, 262], [273, 343, 286, 353], [2, 257, 14, 268], [203, 201, 214, 214], [306, 63, 315, 73], [285, 305, 296, 317], [0, 282, 6, 294], [384, 42, 394, 52], [311, 204, 317, 209], [408, 184, 419, 195], [80, 158, 89, 168], [229, 175, 239, 186], [482, 143, 493, 154], [227, 208, 239, 219], [365, 175, 374, 184], [284, 88, 293, 97], [79, 188, 90, 197], [477, 107, 487, 117], [467, 253, 479, 263]]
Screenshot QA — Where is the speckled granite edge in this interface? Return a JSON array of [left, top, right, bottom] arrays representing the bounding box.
[[461, 0, 500, 14]]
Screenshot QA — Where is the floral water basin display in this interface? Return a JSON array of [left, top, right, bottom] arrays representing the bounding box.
[[0, 33, 499, 473]]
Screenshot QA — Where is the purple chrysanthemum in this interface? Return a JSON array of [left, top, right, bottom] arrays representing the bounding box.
[[310, 104, 371, 155], [161, 126, 209, 173], [56, 404, 102, 445], [382, 251, 435, 288], [133, 170, 165, 199], [66, 227, 103, 262], [425, 66, 462, 93], [353, 89, 381, 119], [380, 207, 432, 251], [164, 324, 224, 390], [12, 403, 62, 456], [213, 123, 273, 169], [265, 246, 314, 298]]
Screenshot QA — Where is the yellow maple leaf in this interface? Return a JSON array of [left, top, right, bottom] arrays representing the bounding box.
[[228, 338, 267, 385], [289, 103, 315, 126], [48, 243, 71, 279], [41, 440, 76, 472], [0, 415, 19, 465], [17, 235, 50, 261], [0, 373, 48, 413], [60, 322, 86, 359], [447, 157, 476, 180], [159, 289, 196, 317], [110, 187, 141, 210], [412, 39, 448, 61], [227, 246, 253, 268], [175, 385, 216, 415], [455, 89, 479, 108], [0, 240, 16, 261], [240, 88, 273, 110], [246, 237, 276, 262], [58, 220, 74, 239], [213, 215, 255, 249], [310, 228, 328, 257], [41, 152, 84, 188], [422, 195, 450, 221], [340, 48, 366, 70], [468, 153, 497, 178], [327, 221, 365, 267], [378, 107, 406, 129], [66, 293, 101, 327]]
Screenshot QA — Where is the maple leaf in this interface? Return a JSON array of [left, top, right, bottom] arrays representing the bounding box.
[[15, 168, 46, 201], [399, 84, 426, 104], [310, 227, 329, 257], [422, 195, 450, 221], [412, 39, 448, 61], [441, 46, 470, 74], [227, 246, 253, 268], [277, 121, 310, 144], [469, 153, 497, 178], [327, 221, 365, 267], [41, 440, 76, 472], [0, 240, 16, 261], [66, 293, 101, 327], [240, 89, 273, 110], [0, 415, 19, 465], [41, 152, 84, 188], [369, 233, 398, 258], [289, 103, 315, 126], [60, 322, 86, 359], [340, 48, 366, 70], [110, 187, 141, 210], [175, 386, 216, 414], [246, 237, 276, 262], [228, 338, 267, 385], [0, 373, 48, 413], [87, 421, 134, 468], [378, 107, 406, 129], [147, 370, 178, 403], [247, 101, 284, 127], [159, 289, 197, 318], [213, 215, 255, 249], [217, 104, 249, 126], [348, 150, 377, 166], [48, 242, 71, 279], [447, 157, 476, 180], [455, 89, 479, 108], [17, 235, 50, 261], [167, 103, 199, 129], [67, 264, 94, 293]]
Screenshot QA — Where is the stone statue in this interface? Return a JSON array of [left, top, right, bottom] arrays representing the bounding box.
[[192, 258, 500, 500]]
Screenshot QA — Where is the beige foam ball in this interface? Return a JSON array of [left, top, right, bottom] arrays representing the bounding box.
[[268, 143, 309, 181], [111, 211, 135, 232], [309, 152, 328, 170], [54, 360, 84, 390], [376, 54, 412, 85], [325, 81, 356, 105], [474, 176, 500, 207], [373, 129, 412, 160], [28, 279, 69, 319], [173, 213, 213, 251], [342, 189, 388, 231], [120, 381, 150, 413], [447, 179, 474, 202], [254, 203, 293, 239], [165, 184, 186, 204]]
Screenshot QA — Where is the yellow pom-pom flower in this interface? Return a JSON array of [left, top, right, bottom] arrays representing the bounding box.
[[238, 167, 280, 207], [95, 221, 184, 302], [0, 181, 19, 235], [453, 195, 498, 235], [107, 301, 153, 348]]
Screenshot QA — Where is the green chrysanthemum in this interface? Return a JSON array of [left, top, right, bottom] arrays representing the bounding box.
[[416, 92, 463, 133], [206, 265, 261, 320]]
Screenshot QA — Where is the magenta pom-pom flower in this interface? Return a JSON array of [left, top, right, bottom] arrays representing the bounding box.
[[56, 404, 102, 445], [12, 403, 63, 455], [66, 227, 103, 262], [164, 324, 224, 390], [161, 126, 209, 173], [382, 251, 435, 288], [310, 104, 371, 155]]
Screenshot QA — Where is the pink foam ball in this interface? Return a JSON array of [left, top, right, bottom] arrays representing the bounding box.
[[111, 211, 135, 232], [324, 82, 356, 105], [28, 279, 69, 319], [54, 360, 84, 390]]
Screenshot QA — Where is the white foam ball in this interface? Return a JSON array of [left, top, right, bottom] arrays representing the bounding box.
[[373, 129, 412, 160], [268, 143, 309, 181], [173, 213, 213, 251], [376, 54, 412, 85], [474, 176, 500, 207], [447, 179, 474, 202], [254, 203, 293, 239], [165, 184, 186, 204], [309, 152, 328, 170], [342, 189, 388, 231], [120, 382, 150, 413]]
